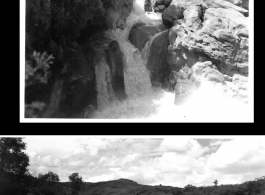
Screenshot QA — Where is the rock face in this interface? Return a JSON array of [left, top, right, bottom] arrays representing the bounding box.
[[129, 22, 172, 89], [105, 41, 127, 101], [162, 0, 249, 77], [146, 30, 170, 87], [223, 0, 249, 10]]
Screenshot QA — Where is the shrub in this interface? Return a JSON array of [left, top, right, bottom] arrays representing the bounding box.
[[25, 51, 54, 118], [25, 51, 54, 86]]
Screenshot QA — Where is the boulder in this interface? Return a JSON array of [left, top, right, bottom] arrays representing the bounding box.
[[129, 23, 166, 51], [162, 1, 186, 26], [146, 30, 170, 86], [191, 61, 225, 83], [151, 0, 173, 13], [105, 41, 126, 100]]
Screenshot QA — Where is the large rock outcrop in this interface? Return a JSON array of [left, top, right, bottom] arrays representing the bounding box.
[[162, 0, 249, 77]]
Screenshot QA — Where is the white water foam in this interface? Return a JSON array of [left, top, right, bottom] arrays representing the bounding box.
[[92, 80, 251, 122]]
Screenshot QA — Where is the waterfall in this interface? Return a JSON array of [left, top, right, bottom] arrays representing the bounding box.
[[95, 0, 161, 105], [91, 0, 164, 118], [95, 50, 116, 111], [106, 30, 153, 99]]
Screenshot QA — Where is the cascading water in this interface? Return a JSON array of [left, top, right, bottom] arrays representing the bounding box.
[[104, 0, 163, 99], [90, 0, 252, 122], [95, 50, 116, 112], [92, 0, 162, 115]]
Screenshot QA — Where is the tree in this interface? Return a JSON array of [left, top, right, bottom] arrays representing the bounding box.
[[69, 172, 83, 193], [0, 137, 30, 195], [245, 180, 263, 195], [213, 179, 218, 186], [38, 171, 60, 183], [0, 137, 29, 175]]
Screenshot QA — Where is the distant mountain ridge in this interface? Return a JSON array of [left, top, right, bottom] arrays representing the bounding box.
[[78, 178, 181, 195], [75, 177, 264, 195], [27, 176, 265, 195]]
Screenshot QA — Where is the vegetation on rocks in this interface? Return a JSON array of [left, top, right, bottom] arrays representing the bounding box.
[[25, 0, 133, 118]]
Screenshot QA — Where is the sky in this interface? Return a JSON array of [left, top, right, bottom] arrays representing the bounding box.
[[11, 136, 265, 187]]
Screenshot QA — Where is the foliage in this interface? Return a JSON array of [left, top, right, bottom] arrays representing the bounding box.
[[0, 137, 29, 175], [31, 171, 64, 195], [26, 51, 54, 87], [213, 179, 218, 186], [184, 184, 195, 190], [38, 171, 60, 183], [0, 137, 30, 195], [25, 51, 54, 118], [69, 172, 83, 193], [244, 176, 265, 195], [179, 177, 265, 195]]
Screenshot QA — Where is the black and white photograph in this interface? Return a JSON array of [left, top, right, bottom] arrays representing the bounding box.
[[0, 136, 264, 194], [20, 0, 253, 122]]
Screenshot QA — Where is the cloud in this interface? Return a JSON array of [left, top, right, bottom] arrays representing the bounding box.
[[120, 153, 141, 166], [158, 137, 195, 151], [24, 137, 265, 187], [207, 137, 265, 174], [25, 137, 92, 158], [87, 174, 115, 182], [156, 137, 209, 157], [41, 155, 61, 167]]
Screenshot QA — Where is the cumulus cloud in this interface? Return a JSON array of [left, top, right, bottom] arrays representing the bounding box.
[[207, 137, 265, 174], [120, 153, 141, 166], [156, 137, 209, 158], [41, 155, 61, 167], [24, 137, 265, 187]]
